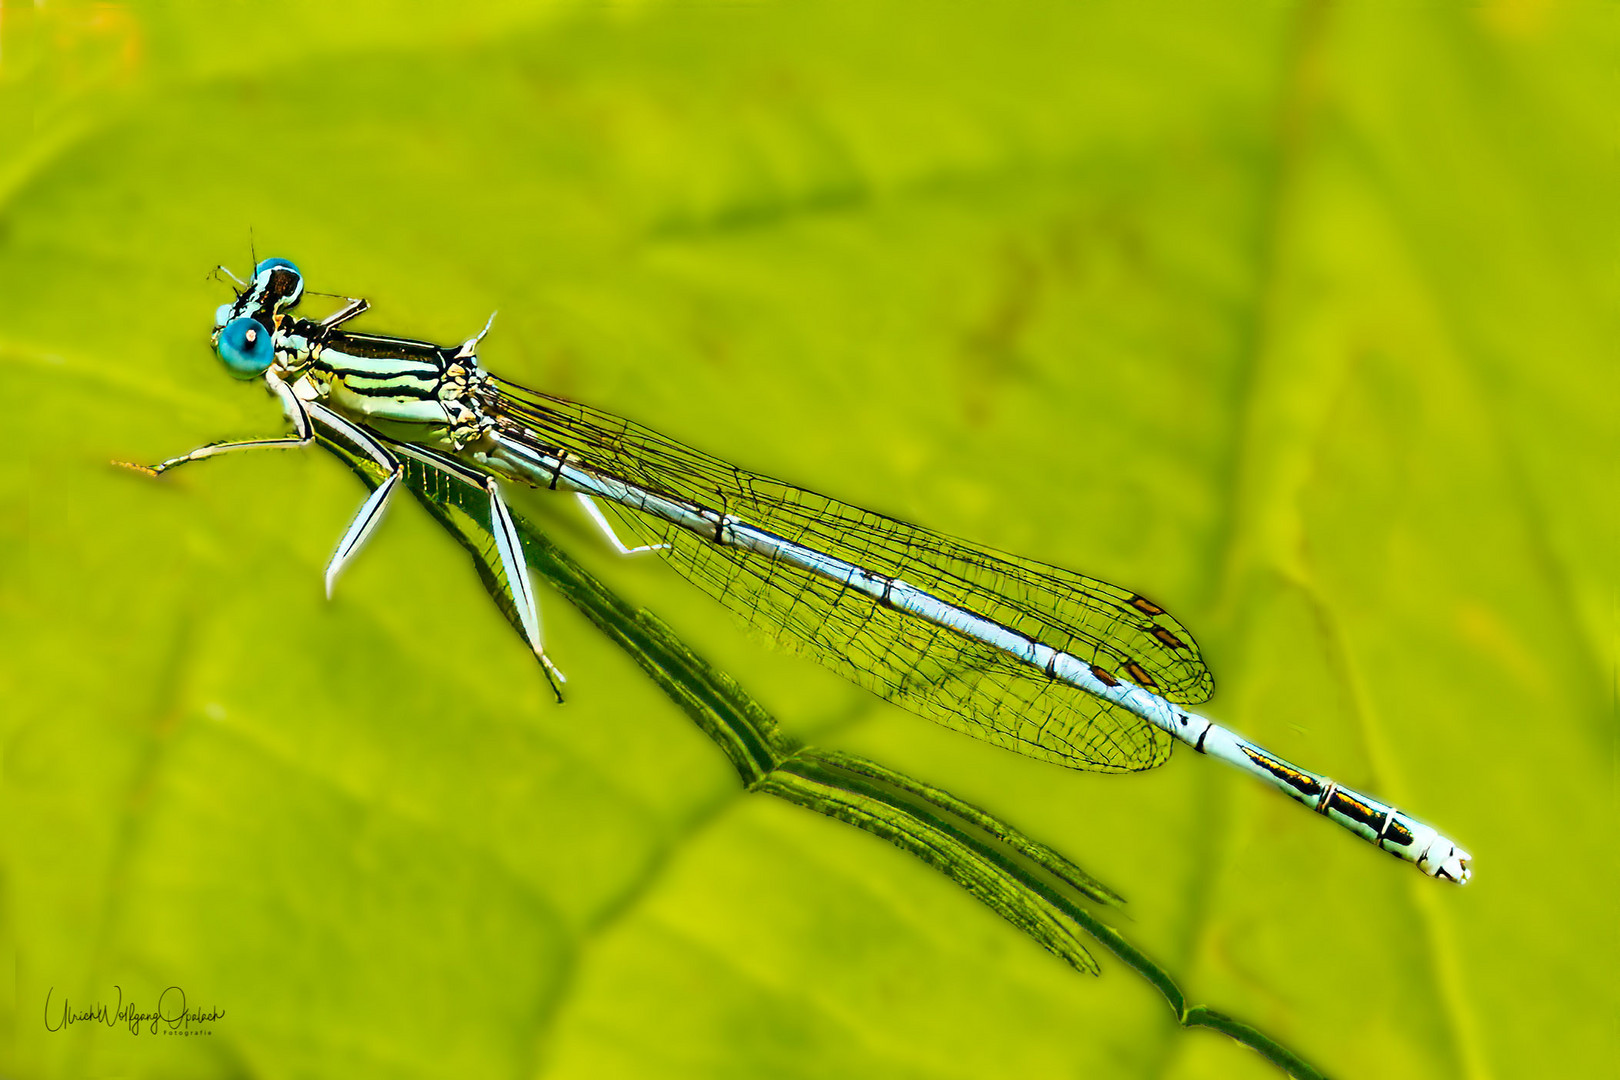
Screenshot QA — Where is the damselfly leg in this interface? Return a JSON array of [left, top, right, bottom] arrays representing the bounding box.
[[316, 408, 566, 698], [319, 297, 370, 330], [576, 494, 670, 556], [284, 399, 412, 603], [121, 386, 567, 702], [118, 381, 406, 600], [322, 461, 405, 598], [211, 264, 248, 289], [115, 372, 315, 477], [391, 441, 568, 701]]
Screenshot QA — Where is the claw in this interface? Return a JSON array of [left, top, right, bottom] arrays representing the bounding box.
[[540, 652, 568, 703]]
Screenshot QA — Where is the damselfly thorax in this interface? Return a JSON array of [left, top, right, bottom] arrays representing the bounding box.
[[271, 315, 496, 454]]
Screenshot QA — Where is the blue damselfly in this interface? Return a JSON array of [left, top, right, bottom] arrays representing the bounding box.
[[122, 258, 1472, 884]]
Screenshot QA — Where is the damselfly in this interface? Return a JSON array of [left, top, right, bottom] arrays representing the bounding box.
[[122, 258, 1472, 884]]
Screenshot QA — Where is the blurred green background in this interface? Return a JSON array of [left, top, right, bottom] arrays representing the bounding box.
[[1, 2, 1611, 1077]]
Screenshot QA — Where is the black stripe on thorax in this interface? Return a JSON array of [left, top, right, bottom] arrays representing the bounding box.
[[330, 372, 443, 401], [327, 330, 451, 364], [312, 330, 454, 402]]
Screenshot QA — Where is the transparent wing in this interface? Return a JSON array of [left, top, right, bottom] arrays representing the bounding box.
[[484, 379, 1213, 772]]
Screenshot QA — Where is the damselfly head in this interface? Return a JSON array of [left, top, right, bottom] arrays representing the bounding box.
[[212, 257, 305, 334], [216, 317, 275, 378]]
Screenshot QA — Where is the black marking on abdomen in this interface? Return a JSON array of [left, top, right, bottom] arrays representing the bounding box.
[[1239, 746, 1323, 798], [1313, 780, 1340, 815], [713, 495, 728, 543], [1325, 788, 1383, 829], [1089, 664, 1120, 687], [1379, 815, 1415, 848]]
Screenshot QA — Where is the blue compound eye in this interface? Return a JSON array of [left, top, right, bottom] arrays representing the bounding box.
[[253, 257, 304, 312], [217, 317, 275, 378], [255, 256, 300, 278]]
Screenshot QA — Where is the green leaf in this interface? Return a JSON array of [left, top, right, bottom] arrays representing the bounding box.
[[329, 425, 1325, 1075], [1, 2, 1610, 1078]]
